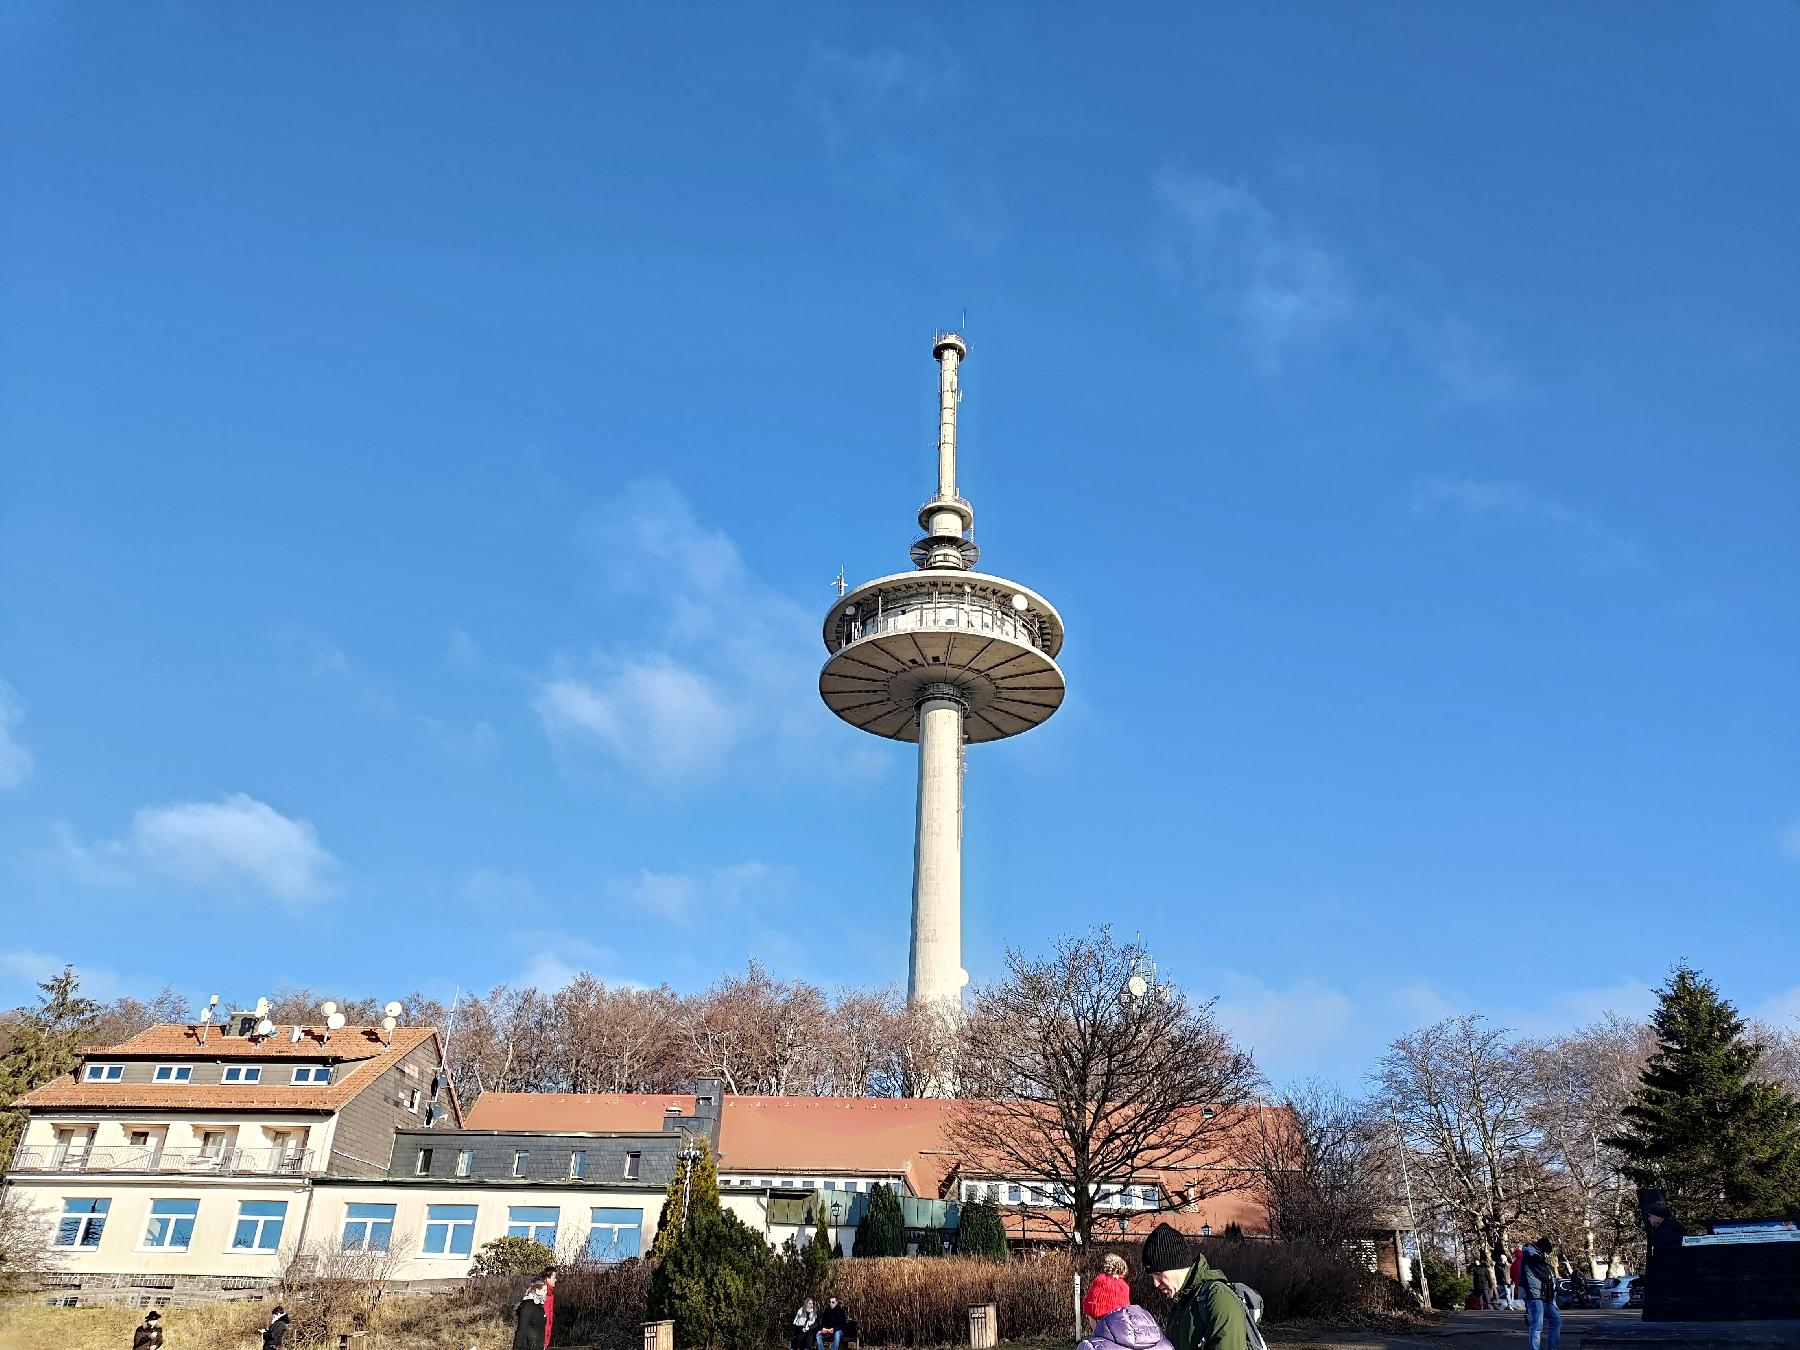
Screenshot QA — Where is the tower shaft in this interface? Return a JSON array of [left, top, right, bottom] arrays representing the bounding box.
[[909, 690, 965, 1008]]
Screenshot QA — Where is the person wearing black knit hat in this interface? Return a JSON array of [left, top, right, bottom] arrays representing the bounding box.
[[1141, 1222, 1252, 1350]]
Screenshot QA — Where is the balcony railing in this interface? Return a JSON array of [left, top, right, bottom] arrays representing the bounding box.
[[840, 595, 1042, 653], [9, 1145, 315, 1176]]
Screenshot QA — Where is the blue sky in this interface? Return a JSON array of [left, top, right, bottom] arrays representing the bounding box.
[[3, 5, 1796, 1086]]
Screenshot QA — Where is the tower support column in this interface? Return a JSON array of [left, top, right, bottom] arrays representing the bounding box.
[[909, 687, 966, 1010]]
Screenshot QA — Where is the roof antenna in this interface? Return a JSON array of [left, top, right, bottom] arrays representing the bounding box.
[[197, 993, 220, 1045]]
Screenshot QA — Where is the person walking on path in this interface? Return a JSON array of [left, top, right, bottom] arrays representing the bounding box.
[[131, 1309, 163, 1349], [1142, 1222, 1253, 1350], [1472, 1261, 1493, 1310], [513, 1279, 549, 1350], [1079, 1263, 1173, 1350], [261, 1305, 290, 1350], [541, 1265, 558, 1347], [1519, 1239, 1562, 1350]]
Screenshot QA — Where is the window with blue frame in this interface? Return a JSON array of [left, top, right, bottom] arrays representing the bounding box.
[[56, 1198, 109, 1247], [422, 1204, 477, 1256], [507, 1205, 558, 1246], [342, 1202, 396, 1252], [142, 1198, 199, 1249], [231, 1200, 287, 1250], [586, 1208, 642, 1262]]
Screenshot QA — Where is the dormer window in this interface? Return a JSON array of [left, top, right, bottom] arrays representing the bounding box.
[[222, 1066, 261, 1084], [152, 1065, 193, 1083], [291, 1066, 330, 1085], [83, 1064, 123, 1082]]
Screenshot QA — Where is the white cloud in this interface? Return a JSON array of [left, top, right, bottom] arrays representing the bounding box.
[[1153, 166, 1526, 404], [1412, 477, 1651, 574], [0, 680, 34, 789], [59, 794, 336, 903], [606, 860, 779, 926], [1389, 980, 1459, 1028], [1753, 986, 1800, 1029], [0, 948, 128, 1002], [1211, 972, 1359, 1082], [512, 936, 623, 993], [1153, 169, 1353, 370], [535, 479, 886, 789]]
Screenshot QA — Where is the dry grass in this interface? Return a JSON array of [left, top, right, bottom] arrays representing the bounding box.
[[0, 1292, 507, 1350], [826, 1254, 1081, 1348]]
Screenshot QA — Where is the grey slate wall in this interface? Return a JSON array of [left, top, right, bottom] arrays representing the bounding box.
[[390, 1130, 680, 1188], [326, 1038, 453, 1178]]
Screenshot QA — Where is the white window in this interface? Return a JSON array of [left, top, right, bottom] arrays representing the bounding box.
[[221, 1066, 261, 1083], [507, 1205, 558, 1245], [404, 1087, 420, 1112], [342, 1203, 395, 1252], [415, 1148, 434, 1175], [199, 1131, 231, 1159], [586, 1207, 643, 1262], [291, 1066, 330, 1085], [142, 1199, 198, 1250], [55, 1198, 109, 1247], [151, 1065, 192, 1083], [1007, 1184, 1021, 1204], [230, 1200, 287, 1251], [511, 1150, 529, 1177], [82, 1064, 123, 1082], [455, 1149, 472, 1177], [569, 1150, 586, 1179], [623, 1151, 641, 1180], [422, 1204, 476, 1256]]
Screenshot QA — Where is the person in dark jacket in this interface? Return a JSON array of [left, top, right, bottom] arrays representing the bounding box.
[[1519, 1240, 1561, 1350], [1143, 1223, 1251, 1350], [514, 1281, 549, 1350], [261, 1306, 290, 1350], [816, 1295, 849, 1350], [131, 1310, 164, 1349]]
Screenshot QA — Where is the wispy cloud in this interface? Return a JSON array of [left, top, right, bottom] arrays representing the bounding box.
[[534, 479, 887, 789], [303, 633, 497, 759], [1153, 169, 1353, 370], [0, 679, 34, 789], [1412, 477, 1651, 574], [607, 860, 781, 926], [511, 935, 633, 993], [0, 947, 130, 1001], [57, 794, 337, 904], [1211, 972, 1358, 1082], [1153, 166, 1526, 404]]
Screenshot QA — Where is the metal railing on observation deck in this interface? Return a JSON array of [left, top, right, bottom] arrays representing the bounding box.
[[8, 1144, 316, 1176]]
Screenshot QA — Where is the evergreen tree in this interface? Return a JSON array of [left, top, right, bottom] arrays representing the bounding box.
[[852, 1182, 906, 1258], [1606, 965, 1800, 1220], [804, 1204, 831, 1286], [648, 1206, 772, 1350], [952, 1198, 1008, 1260], [651, 1138, 723, 1264], [0, 967, 102, 1162]]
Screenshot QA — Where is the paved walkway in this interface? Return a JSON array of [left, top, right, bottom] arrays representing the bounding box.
[[1274, 1308, 1608, 1349]]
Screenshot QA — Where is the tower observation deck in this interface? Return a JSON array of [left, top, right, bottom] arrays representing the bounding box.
[[820, 334, 1066, 1013]]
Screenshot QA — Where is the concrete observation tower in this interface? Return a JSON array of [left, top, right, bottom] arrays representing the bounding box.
[[820, 335, 1066, 1012]]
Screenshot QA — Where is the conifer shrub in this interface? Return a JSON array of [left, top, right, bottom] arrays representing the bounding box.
[[853, 1183, 906, 1258], [649, 1207, 773, 1350], [952, 1198, 1007, 1260]]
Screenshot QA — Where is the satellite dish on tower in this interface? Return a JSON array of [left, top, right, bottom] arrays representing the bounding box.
[[383, 1001, 403, 1019], [1127, 975, 1149, 999]]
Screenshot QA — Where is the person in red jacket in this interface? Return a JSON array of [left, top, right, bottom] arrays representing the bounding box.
[[1083, 1254, 1133, 1323], [541, 1265, 558, 1347]]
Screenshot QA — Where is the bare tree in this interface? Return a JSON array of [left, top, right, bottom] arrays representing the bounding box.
[[0, 1189, 63, 1295], [1522, 1014, 1654, 1276], [1375, 1015, 1545, 1283], [1246, 1079, 1393, 1245], [950, 928, 1263, 1244]]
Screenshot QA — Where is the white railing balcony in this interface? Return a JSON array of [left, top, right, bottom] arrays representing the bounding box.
[[842, 594, 1041, 653], [10, 1144, 316, 1176]]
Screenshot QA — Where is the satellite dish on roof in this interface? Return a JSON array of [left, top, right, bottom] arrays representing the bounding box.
[[198, 1006, 214, 1025], [255, 1018, 276, 1037], [326, 1012, 346, 1030], [383, 1001, 403, 1019], [320, 1001, 338, 1018], [381, 1015, 397, 1032], [254, 997, 270, 1016]]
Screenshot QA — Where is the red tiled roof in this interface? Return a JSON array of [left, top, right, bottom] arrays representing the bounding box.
[[80, 1024, 401, 1060], [1001, 1194, 1271, 1242], [19, 1027, 439, 1114], [466, 1093, 966, 1195]]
